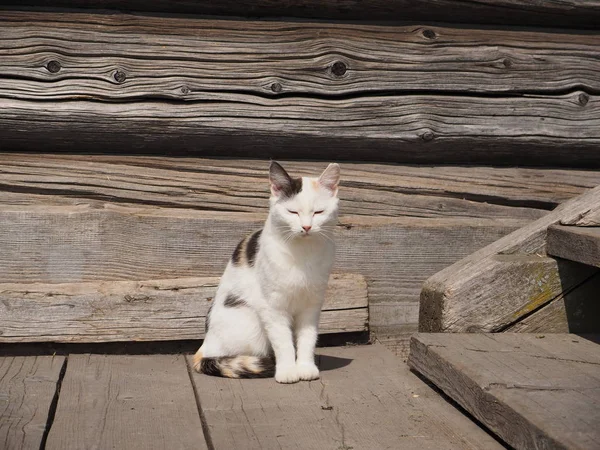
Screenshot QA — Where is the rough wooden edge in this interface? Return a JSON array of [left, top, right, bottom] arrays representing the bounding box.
[[419, 185, 600, 332], [0, 274, 368, 343], [547, 225, 600, 268], [5, 1, 600, 29]]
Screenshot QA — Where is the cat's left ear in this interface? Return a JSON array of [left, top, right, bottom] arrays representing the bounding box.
[[318, 163, 340, 196]]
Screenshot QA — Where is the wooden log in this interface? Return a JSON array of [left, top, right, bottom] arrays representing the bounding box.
[[0, 273, 367, 343], [507, 273, 600, 333], [8, 1, 600, 29], [8, 154, 600, 218], [45, 355, 207, 450], [420, 185, 600, 332], [0, 356, 66, 450], [547, 225, 600, 268], [0, 204, 527, 334], [408, 333, 600, 450], [1, 11, 599, 98], [1, 93, 599, 167], [190, 344, 503, 450]]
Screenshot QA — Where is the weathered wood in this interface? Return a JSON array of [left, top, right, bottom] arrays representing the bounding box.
[[9, 154, 600, 219], [0, 204, 526, 334], [561, 205, 600, 226], [189, 344, 503, 449], [7, 1, 600, 29], [0, 273, 367, 343], [3, 94, 599, 167], [2, 11, 599, 99], [408, 333, 600, 450], [548, 225, 600, 268], [507, 272, 600, 333], [0, 356, 65, 450], [46, 354, 207, 449], [420, 185, 600, 332]]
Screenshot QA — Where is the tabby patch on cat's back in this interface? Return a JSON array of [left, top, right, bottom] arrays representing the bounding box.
[[194, 161, 340, 384]]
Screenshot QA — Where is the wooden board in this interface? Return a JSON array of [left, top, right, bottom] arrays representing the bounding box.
[[409, 333, 600, 450], [2, 11, 599, 98], [420, 185, 600, 332], [0, 274, 368, 343], [507, 272, 600, 333], [9, 154, 600, 219], [45, 354, 207, 450], [7, 0, 600, 28], [547, 225, 600, 268], [189, 343, 504, 450], [0, 355, 65, 450], [0, 203, 526, 335]]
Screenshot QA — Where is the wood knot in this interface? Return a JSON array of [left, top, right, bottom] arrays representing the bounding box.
[[421, 131, 435, 142], [331, 61, 347, 77], [180, 86, 190, 95], [502, 58, 513, 68], [271, 82, 282, 93], [578, 93, 589, 106], [114, 70, 127, 83], [422, 29, 436, 40], [46, 60, 61, 73]]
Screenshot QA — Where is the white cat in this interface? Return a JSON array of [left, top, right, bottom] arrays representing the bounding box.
[[193, 161, 340, 383]]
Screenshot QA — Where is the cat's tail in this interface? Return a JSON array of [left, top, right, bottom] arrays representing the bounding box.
[[192, 351, 275, 378]]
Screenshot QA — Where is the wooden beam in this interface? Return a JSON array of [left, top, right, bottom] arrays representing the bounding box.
[[6, 1, 600, 29], [0, 273, 367, 343], [45, 355, 207, 449], [420, 185, 600, 332], [547, 225, 600, 268], [408, 333, 600, 450], [0, 356, 66, 450]]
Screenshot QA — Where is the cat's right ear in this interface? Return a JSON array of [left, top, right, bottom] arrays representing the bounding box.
[[269, 161, 292, 198]]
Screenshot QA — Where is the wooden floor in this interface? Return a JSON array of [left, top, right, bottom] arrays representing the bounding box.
[[1, 343, 502, 450], [409, 334, 600, 450]]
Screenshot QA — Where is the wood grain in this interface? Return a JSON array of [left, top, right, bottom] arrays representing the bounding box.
[[561, 205, 600, 226], [1, 10, 599, 99], [0, 356, 65, 450], [409, 333, 600, 450], [507, 273, 600, 333], [547, 225, 600, 268], [420, 185, 600, 332], [0, 273, 367, 343], [8, 0, 600, 28], [189, 344, 503, 450], [45, 354, 207, 450], [0, 204, 526, 334]]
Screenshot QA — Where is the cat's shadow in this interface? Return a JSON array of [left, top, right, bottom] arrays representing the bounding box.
[[316, 354, 353, 372]]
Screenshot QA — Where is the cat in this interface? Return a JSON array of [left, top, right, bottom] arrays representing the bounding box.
[[193, 161, 340, 383]]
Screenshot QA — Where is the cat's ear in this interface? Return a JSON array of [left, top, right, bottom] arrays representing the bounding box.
[[318, 163, 340, 196], [269, 161, 293, 198]]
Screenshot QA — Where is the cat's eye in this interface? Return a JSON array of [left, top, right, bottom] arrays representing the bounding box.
[[314, 210, 324, 215], [287, 210, 299, 215]]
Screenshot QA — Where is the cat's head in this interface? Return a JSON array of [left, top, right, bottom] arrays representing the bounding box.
[[268, 161, 340, 239]]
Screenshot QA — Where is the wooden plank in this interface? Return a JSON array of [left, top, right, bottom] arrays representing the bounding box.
[[420, 185, 600, 332], [9, 154, 600, 219], [1, 11, 599, 98], [548, 225, 600, 268], [189, 344, 503, 450], [0, 204, 526, 334], [2, 95, 599, 167], [45, 354, 207, 449], [408, 333, 600, 450], [0, 273, 367, 343], [0, 355, 65, 450], [7, 0, 600, 28], [561, 205, 600, 226]]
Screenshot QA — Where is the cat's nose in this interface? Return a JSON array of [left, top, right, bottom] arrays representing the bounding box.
[[302, 225, 312, 232]]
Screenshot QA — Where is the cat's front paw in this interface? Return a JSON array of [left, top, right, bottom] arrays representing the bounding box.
[[275, 365, 300, 384], [297, 362, 320, 381]]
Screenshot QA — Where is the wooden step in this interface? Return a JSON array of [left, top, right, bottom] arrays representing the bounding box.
[[409, 333, 600, 450], [547, 224, 600, 268]]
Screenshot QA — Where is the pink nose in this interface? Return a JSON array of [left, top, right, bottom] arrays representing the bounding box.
[[302, 225, 312, 232]]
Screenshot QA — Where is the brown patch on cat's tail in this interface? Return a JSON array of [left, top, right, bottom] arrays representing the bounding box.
[[196, 354, 275, 379]]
